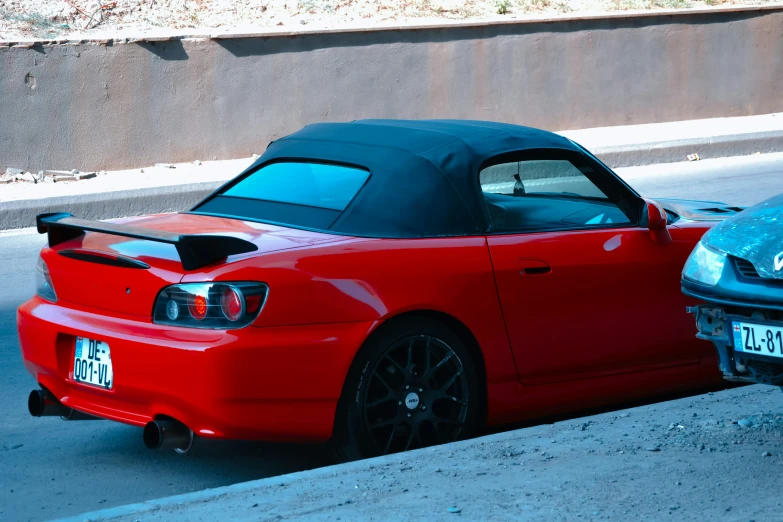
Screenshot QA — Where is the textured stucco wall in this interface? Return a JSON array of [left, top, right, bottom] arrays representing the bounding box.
[[1, 7, 782, 172]]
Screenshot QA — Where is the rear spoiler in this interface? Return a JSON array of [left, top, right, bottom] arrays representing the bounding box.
[[36, 213, 258, 271]]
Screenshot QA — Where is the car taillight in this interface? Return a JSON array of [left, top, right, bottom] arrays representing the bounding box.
[[35, 257, 57, 302], [220, 286, 244, 322], [188, 293, 208, 321], [153, 282, 267, 329]]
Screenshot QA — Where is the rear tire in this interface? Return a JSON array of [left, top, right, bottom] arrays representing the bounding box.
[[331, 317, 481, 462]]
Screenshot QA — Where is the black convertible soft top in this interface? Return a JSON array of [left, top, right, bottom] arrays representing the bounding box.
[[194, 120, 581, 238]]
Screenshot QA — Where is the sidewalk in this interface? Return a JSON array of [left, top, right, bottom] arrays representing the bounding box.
[[561, 112, 783, 167], [0, 157, 254, 231], [2, 112, 782, 231], [59, 384, 783, 522]]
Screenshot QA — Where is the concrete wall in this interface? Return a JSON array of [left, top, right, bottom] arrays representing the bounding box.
[[1, 7, 782, 172]]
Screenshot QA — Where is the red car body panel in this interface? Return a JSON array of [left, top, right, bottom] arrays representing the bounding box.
[[17, 209, 722, 442], [489, 225, 712, 385]]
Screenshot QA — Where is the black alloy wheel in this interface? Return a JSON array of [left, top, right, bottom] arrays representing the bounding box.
[[363, 335, 470, 454], [332, 317, 480, 462]]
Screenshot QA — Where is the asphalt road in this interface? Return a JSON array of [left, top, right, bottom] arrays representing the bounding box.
[[1, 154, 782, 522]]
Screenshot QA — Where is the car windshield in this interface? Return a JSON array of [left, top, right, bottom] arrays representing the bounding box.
[[223, 162, 370, 211]]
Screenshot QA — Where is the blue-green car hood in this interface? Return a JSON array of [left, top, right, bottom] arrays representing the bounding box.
[[701, 193, 783, 280]]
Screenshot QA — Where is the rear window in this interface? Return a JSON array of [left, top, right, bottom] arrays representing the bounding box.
[[223, 162, 369, 211]]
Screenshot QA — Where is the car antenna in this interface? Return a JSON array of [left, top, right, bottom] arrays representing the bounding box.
[[513, 174, 525, 196]]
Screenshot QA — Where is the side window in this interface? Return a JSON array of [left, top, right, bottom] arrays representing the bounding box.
[[480, 158, 632, 232]]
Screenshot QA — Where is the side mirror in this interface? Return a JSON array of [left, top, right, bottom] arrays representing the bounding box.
[[644, 199, 672, 245]]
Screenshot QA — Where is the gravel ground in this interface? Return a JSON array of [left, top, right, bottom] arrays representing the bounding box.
[[80, 384, 783, 522], [1, 0, 780, 41]]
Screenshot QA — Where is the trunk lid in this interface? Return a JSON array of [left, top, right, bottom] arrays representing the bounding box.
[[44, 213, 345, 317]]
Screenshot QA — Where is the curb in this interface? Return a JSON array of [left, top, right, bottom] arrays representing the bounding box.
[[2, 129, 783, 231], [51, 427, 524, 522], [52, 385, 774, 521], [0, 180, 222, 231], [587, 129, 783, 168]]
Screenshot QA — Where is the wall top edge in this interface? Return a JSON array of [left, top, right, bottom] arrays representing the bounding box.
[[1, 4, 781, 47]]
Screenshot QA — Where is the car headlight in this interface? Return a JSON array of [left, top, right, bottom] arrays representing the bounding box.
[[35, 257, 57, 302], [153, 282, 268, 329], [682, 241, 726, 286]]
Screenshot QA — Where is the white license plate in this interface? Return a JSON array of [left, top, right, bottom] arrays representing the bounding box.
[[733, 321, 783, 359], [73, 337, 114, 389]]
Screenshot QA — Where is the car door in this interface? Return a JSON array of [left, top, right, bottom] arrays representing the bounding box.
[[481, 149, 701, 385]]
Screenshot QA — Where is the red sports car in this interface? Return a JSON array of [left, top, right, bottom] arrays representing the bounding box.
[[19, 120, 737, 461]]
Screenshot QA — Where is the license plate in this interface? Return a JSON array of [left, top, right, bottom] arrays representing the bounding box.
[[73, 337, 113, 389], [733, 321, 783, 359]]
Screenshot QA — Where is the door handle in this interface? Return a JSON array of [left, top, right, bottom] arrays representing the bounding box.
[[520, 265, 551, 275], [516, 258, 551, 276]]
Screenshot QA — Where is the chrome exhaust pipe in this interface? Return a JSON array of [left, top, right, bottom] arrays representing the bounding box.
[[143, 419, 194, 452], [29, 389, 102, 420], [28, 389, 69, 417]]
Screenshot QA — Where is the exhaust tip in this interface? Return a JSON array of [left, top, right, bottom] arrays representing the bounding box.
[[28, 389, 45, 417], [29, 388, 72, 417], [143, 421, 164, 449], [144, 419, 194, 453], [29, 388, 100, 420]]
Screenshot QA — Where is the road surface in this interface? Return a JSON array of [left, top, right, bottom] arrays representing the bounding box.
[[0, 154, 781, 521]]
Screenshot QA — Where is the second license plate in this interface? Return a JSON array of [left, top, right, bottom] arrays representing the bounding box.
[[733, 321, 783, 359]]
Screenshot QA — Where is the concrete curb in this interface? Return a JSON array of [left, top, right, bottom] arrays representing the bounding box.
[[51, 385, 783, 521], [0, 180, 222, 231], [587, 130, 783, 168], [51, 428, 522, 522]]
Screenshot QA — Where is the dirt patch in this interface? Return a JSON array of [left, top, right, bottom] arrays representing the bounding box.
[[0, 0, 780, 41]]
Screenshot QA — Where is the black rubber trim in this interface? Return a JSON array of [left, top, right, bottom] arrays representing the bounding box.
[[682, 282, 783, 312], [59, 249, 151, 269]]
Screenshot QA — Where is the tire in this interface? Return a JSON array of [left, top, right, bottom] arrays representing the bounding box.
[[331, 317, 481, 462]]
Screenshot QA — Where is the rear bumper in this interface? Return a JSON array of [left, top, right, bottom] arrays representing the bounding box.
[[17, 297, 373, 442]]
